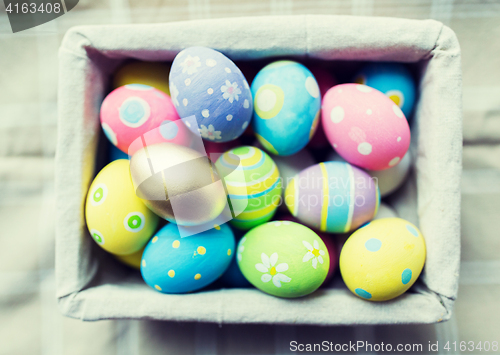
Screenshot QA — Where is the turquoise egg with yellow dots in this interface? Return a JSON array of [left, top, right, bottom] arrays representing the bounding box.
[[339, 218, 426, 302], [85, 159, 160, 255], [215, 146, 282, 230], [141, 223, 235, 293], [251, 61, 321, 156]]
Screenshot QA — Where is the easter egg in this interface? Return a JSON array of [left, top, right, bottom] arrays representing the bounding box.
[[284, 161, 380, 233], [114, 246, 145, 269], [130, 143, 227, 226], [100, 84, 191, 155], [251, 61, 321, 156], [368, 150, 411, 197], [169, 47, 253, 142], [237, 221, 329, 298], [339, 218, 426, 301], [85, 160, 159, 255], [322, 84, 411, 171], [278, 215, 338, 285], [113, 61, 171, 95], [215, 146, 282, 230], [354, 62, 416, 118], [141, 223, 235, 293]]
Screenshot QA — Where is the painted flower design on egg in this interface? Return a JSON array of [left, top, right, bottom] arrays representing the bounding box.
[[221, 80, 241, 103], [180, 55, 201, 75], [255, 252, 291, 288], [170, 82, 180, 107], [199, 124, 222, 140], [302, 240, 325, 269], [237, 236, 246, 262]]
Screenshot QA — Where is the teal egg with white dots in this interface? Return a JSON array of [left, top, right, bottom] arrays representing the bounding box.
[[339, 218, 426, 301], [141, 223, 235, 293], [251, 61, 321, 156]]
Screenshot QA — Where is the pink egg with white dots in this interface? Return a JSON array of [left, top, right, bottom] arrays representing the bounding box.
[[321, 84, 410, 171], [100, 84, 191, 155]]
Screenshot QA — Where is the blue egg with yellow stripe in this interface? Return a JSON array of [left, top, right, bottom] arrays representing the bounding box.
[[354, 62, 416, 119], [284, 161, 380, 233], [251, 61, 321, 156], [215, 146, 282, 230]]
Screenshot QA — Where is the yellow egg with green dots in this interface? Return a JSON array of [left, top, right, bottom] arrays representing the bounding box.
[[215, 146, 282, 230], [339, 218, 426, 302], [85, 159, 160, 256]]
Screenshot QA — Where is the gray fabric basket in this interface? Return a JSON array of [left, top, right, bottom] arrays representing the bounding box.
[[55, 15, 462, 325]]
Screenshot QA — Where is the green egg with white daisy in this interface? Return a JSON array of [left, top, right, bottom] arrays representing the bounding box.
[[237, 221, 329, 298]]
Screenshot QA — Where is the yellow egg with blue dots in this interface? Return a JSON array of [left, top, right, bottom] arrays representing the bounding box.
[[215, 146, 282, 230], [85, 159, 160, 256], [339, 217, 426, 301]]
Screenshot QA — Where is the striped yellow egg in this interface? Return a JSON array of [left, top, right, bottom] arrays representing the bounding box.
[[215, 146, 282, 230], [339, 218, 426, 301], [85, 159, 159, 255]]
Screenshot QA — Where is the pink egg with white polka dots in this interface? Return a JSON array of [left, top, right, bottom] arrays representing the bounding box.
[[321, 84, 410, 171], [100, 84, 191, 155]]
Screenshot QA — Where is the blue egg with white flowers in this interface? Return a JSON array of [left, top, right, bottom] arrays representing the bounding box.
[[251, 61, 321, 156], [354, 62, 416, 119], [141, 223, 235, 294], [169, 47, 253, 142]]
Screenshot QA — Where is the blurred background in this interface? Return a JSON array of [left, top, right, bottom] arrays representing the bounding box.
[[1, 0, 499, 354]]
